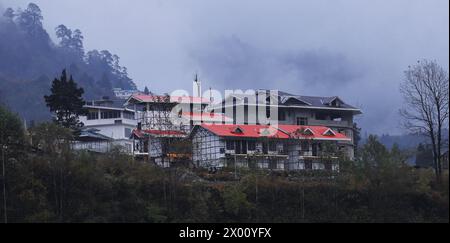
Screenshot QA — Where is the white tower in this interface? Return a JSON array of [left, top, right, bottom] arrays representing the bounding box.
[[193, 73, 201, 98]]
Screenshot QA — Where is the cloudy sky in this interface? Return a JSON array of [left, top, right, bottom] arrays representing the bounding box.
[[1, 0, 449, 135]]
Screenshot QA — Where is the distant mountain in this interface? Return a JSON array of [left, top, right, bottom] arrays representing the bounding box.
[[0, 3, 137, 123], [361, 131, 449, 150]]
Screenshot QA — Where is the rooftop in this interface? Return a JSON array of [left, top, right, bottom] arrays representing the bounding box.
[[197, 124, 351, 141], [223, 90, 361, 113]]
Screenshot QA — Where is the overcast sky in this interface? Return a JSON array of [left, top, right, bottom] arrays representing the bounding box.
[[1, 0, 449, 135]]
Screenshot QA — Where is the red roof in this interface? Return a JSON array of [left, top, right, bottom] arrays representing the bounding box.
[[199, 124, 351, 141], [200, 124, 290, 139], [131, 129, 146, 138], [129, 94, 209, 104], [277, 125, 350, 141]]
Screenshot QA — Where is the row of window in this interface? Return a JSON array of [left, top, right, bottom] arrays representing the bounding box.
[[222, 140, 335, 156], [87, 111, 133, 120], [123, 111, 135, 119], [225, 140, 281, 154], [101, 111, 121, 119]]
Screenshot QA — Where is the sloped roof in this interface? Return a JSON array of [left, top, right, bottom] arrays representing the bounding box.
[[77, 129, 113, 142], [84, 98, 133, 111], [131, 129, 186, 138], [222, 90, 361, 113], [197, 124, 351, 141], [126, 94, 210, 105], [199, 124, 290, 139], [277, 125, 351, 141]]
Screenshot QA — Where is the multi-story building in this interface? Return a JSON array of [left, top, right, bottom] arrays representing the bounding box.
[[125, 94, 211, 163], [76, 97, 137, 154], [210, 90, 362, 160], [191, 124, 351, 171]]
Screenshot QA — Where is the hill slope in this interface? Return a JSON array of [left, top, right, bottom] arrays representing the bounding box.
[[0, 3, 137, 123]]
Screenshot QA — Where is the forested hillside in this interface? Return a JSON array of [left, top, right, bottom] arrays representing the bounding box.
[[0, 104, 448, 223], [0, 3, 137, 123]]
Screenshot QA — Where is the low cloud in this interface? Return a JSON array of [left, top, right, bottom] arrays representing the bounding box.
[[190, 35, 365, 94]]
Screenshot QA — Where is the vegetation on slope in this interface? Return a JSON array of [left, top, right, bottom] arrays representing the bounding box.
[[0, 105, 448, 223], [0, 3, 137, 123]]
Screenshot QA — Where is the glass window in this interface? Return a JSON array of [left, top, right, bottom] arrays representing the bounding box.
[[269, 142, 277, 151], [301, 142, 310, 151], [226, 141, 235, 150], [101, 110, 121, 119], [87, 112, 98, 120], [278, 110, 286, 121], [123, 111, 135, 119], [297, 117, 308, 125], [124, 128, 132, 138], [305, 160, 313, 170], [247, 141, 256, 151]]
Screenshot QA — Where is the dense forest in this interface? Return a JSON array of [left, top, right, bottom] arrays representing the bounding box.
[[0, 3, 137, 123], [0, 105, 448, 223]]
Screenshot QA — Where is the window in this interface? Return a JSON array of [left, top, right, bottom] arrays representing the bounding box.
[[232, 127, 244, 134], [278, 110, 286, 121], [331, 99, 341, 107], [301, 141, 310, 151], [269, 142, 277, 151], [101, 111, 121, 119], [124, 128, 132, 138], [123, 111, 135, 119], [282, 143, 288, 154], [297, 117, 308, 125], [323, 128, 336, 136], [226, 141, 235, 150], [87, 112, 98, 120], [247, 141, 256, 151], [304, 160, 313, 170]]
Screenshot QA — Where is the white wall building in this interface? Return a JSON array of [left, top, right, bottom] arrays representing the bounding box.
[[191, 124, 351, 171], [77, 98, 137, 154]]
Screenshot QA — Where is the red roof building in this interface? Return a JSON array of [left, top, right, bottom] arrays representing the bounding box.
[[191, 124, 351, 171], [197, 124, 351, 141]]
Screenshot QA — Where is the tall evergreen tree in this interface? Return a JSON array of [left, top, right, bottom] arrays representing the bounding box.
[[144, 86, 150, 95], [44, 70, 86, 130]]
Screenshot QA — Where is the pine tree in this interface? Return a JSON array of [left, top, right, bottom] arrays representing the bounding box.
[[44, 69, 86, 131], [144, 86, 150, 95]]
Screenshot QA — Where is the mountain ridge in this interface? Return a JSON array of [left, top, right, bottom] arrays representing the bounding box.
[[0, 3, 137, 123]]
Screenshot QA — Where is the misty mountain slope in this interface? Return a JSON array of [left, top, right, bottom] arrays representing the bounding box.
[[0, 3, 137, 123], [361, 132, 449, 150]]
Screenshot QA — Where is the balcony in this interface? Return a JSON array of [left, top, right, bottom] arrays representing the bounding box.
[[82, 118, 137, 127], [308, 119, 352, 128]]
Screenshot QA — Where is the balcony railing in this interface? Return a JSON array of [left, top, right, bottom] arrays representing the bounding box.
[[308, 119, 351, 127]]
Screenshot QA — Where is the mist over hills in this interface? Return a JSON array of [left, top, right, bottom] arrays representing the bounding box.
[[0, 3, 137, 123]]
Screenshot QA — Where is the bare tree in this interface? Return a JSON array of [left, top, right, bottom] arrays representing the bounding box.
[[400, 59, 449, 181]]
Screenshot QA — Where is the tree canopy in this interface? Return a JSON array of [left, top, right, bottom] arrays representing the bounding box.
[[0, 2, 137, 125], [44, 70, 86, 130]]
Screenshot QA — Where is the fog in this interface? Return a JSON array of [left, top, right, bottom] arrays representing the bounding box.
[[1, 0, 448, 134]]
